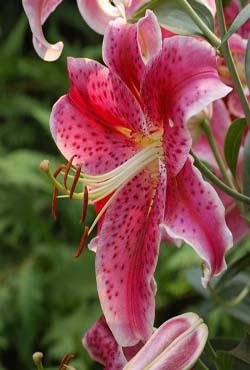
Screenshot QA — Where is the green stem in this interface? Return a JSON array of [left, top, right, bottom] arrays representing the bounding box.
[[190, 150, 250, 203], [215, 0, 250, 123], [205, 341, 221, 370], [208, 284, 250, 308], [197, 359, 210, 370], [178, 0, 221, 48], [201, 119, 235, 188]]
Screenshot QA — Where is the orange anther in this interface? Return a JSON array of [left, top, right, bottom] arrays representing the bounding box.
[[53, 164, 65, 178], [69, 165, 82, 199], [81, 186, 89, 224], [64, 155, 77, 189], [59, 353, 74, 370], [52, 187, 59, 221], [75, 226, 89, 258]]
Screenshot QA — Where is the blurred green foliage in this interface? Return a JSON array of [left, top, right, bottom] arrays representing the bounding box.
[[0, 2, 250, 370]]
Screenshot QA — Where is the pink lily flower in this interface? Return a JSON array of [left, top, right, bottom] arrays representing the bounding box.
[[50, 12, 232, 346], [22, 0, 150, 61], [192, 99, 249, 244], [83, 313, 208, 370]]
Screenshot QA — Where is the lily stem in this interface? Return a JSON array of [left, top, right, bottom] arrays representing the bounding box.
[[208, 283, 250, 308], [205, 341, 221, 370], [197, 359, 210, 370], [215, 0, 250, 123], [190, 150, 250, 203], [177, 0, 221, 48], [201, 119, 235, 188]]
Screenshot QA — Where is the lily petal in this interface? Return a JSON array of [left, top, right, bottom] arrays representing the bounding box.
[[50, 57, 149, 174], [193, 99, 230, 164], [228, 90, 250, 118], [83, 316, 127, 369], [124, 312, 208, 370], [67, 57, 147, 134], [77, 0, 151, 34], [96, 162, 167, 346], [141, 36, 231, 175], [103, 11, 161, 96], [163, 156, 233, 286], [50, 95, 137, 175], [226, 205, 249, 245], [76, 0, 122, 34], [22, 0, 63, 61]]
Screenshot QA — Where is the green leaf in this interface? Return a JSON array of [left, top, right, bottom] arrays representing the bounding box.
[[243, 132, 250, 220], [221, 4, 250, 44], [224, 118, 247, 177], [215, 252, 250, 290], [231, 333, 250, 364], [246, 39, 250, 91], [2, 15, 27, 56], [153, 0, 214, 37]]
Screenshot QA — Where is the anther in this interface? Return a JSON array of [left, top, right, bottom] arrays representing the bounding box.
[[81, 186, 88, 224], [59, 353, 74, 370], [52, 188, 59, 221], [70, 165, 82, 199], [64, 155, 77, 189], [75, 226, 89, 258], [51, 164, 66, 221], [53, 164, 66, 178]]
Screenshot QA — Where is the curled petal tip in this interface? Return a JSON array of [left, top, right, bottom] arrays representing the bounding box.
[[33, 38, 64, 62]]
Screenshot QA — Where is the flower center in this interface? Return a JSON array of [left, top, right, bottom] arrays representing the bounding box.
[[41, 130, 163, 248]]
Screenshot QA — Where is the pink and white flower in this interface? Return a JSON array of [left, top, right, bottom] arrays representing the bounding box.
[[50, 12, 232, 346], [83, 313, 208, 370], [22, 0, 150, 61]]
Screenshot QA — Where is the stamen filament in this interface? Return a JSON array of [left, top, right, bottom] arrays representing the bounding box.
[[69, 143, 160, 184]]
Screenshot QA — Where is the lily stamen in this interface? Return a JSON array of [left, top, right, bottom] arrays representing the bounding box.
[[69, 165, 82, 199], [75, 226, 89, 258], [81, 186, 89, 224], [64, 154, 77, 188]]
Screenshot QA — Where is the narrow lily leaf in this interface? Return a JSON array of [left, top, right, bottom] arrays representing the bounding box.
[[221, 4, 250, 44], [224, 118, 247, 177], [246, 39, 250, 90], [231, 333, 250, 364], [243, 132, 250, 221], [215, 251, 250, 290], [153, 0, 214, 37]]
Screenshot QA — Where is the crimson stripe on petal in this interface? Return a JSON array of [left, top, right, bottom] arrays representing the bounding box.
[[50, 95, 137, 175], [67, 57, 147, 134]]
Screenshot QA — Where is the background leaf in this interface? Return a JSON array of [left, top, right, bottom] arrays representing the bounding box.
[[224, 118, 246, 177], [153, 0, 214, 37], [221, 4, 250, 44]]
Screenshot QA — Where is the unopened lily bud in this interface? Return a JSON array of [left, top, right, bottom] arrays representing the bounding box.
[[32, 352, 44, 366], [124, 312, 208, 370]]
